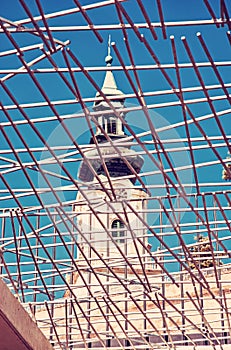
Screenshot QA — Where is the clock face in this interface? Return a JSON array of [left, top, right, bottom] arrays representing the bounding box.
[[87, 186, 129, 213], [114, 187, 127, 200]]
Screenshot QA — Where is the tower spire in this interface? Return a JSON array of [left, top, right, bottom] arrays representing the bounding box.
[[94, 36, 123, 100]]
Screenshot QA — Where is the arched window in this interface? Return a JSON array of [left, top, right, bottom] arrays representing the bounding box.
[[108, 117, 117, 134], [111, 220, 125, 244]]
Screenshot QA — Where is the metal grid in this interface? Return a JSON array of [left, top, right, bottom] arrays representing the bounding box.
[[0, 1, 231, 349]]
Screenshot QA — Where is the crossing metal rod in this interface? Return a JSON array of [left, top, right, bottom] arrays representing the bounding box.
[[0, 0, 231, 348], [1, 18, 230, 33]]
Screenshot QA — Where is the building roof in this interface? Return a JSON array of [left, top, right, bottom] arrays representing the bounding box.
[[97, 67, 124, 97]]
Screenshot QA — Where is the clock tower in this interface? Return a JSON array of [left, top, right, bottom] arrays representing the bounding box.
[[73, 42, 159, 305]]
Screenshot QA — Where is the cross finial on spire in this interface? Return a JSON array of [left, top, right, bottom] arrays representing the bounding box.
[[108, 34, 111, 56], [105, 34, 113, 66]]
